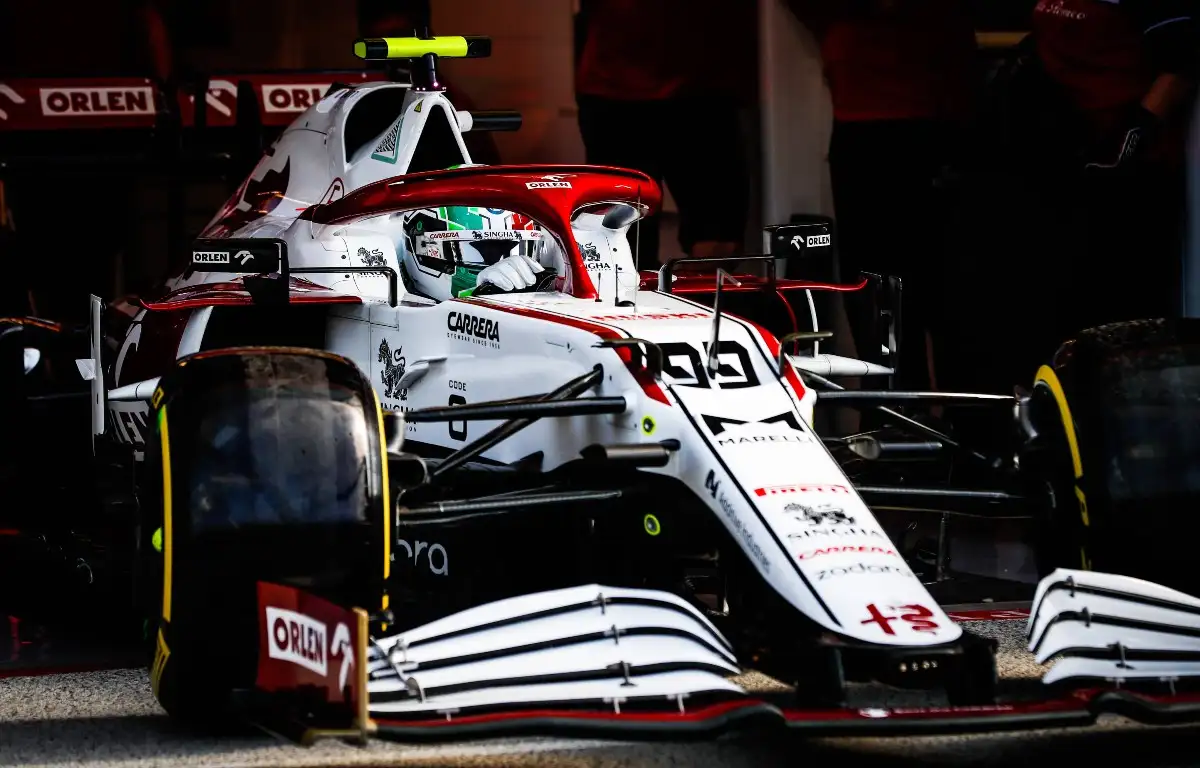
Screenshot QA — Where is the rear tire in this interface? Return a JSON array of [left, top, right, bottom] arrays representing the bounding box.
[[1027, 319, 1200, 592]]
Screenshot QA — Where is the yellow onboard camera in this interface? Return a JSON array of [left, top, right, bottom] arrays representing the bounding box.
[[353, 36, 492, 61]]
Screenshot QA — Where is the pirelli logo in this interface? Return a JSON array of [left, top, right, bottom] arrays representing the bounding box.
[[754, 484, 850, 497]]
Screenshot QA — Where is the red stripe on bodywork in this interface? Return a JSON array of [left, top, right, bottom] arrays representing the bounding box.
[[375, 697, 761, 727], [641, 272, 869, 295], [140, 279, 362, 312], [733, 315, 808, 401], [458, 299, 670, 405]]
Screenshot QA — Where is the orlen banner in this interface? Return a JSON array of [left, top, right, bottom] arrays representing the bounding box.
[[255, 581, 369, 729]]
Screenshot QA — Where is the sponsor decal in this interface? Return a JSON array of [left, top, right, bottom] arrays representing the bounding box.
[[790, 233, 831, 249], [265, 606, 328, 676], [358, 246, 386, 267], [261, 599, 356, 693], [755, 483, 850, 497], [449, 379, 467, 392], [661, 340, 759, 389], [262, 84, 326, 113], [108, 402, 150, 447], [378, 339, 408, 401], [425, 231, 460, 240], [705, 470, 769, 572], [860, 603, 940, 634], [704, 411, 804, 436], [526, 174, 572, 189], [447, 310, 500, 348], [372, 117, 402, 163], [817, 562, 913, 580], [788, 527, 884, 540], [41, 86, 155, 116], [591, 312, 709, 321], [717, 432, 811, 447], [580, 242, 612, 270], [192, 250, 229, 265], [397, 539, 449, 576], [233, 250, 255, 266], [788, 502, 855, 526], [798, 545, 897, 560], [478, 229, 534, 240], [1034, 0, 1086, 21]]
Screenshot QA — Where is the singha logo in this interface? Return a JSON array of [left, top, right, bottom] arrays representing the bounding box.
[[786, 502, 855, 526], [358, 246, 385, 267], [580, 242, 612, 270], [378, 339, 407, 400]]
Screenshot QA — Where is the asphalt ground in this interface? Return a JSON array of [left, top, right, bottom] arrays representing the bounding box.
[[7, 612, 1200, 768]]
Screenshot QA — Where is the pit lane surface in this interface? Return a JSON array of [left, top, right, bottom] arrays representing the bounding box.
[[4, 614, 1197, 768]]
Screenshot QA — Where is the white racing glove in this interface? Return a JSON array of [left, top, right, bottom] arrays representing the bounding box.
[[476, 252, 545, 291]]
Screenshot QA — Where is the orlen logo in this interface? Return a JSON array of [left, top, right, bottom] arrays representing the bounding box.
[[41, 87, 155, 116], [262, 84, 328, 114], [193, 251, 229, 265], [755, 484, 849, 497], [526, 174, 572, 190], [266, 607, 327, 676], [798, 545, 897, 560]]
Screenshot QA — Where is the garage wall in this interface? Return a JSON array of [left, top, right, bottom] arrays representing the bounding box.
[[433, 0, 585, 166], [758, 0, 833, 228]]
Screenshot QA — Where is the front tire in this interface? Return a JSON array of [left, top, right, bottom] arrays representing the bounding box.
[[1027, 319, 1200, 592]]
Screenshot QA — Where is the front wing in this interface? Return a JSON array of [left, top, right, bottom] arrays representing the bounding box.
[[249, 570, 1200, 744]]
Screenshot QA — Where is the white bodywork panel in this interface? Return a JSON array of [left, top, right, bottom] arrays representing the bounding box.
[[1030, 569, 1200, 685]]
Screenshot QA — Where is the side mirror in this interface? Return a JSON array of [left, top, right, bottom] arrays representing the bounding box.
[[764, 215, 838, 282]]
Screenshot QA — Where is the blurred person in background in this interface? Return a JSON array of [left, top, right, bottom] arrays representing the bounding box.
[[958, 0, 1198, 394], [358, 0, 502, 166], [574, 0, 754, 270], [0, 1, 173, 320], [786, 0, 979, 392], [1031, 0, 1198, 337]]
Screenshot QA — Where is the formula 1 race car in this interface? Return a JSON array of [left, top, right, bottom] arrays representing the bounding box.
[[5, 36, 1200, 741]]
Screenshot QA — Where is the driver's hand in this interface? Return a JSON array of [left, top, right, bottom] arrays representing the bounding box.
[[476, 253, 545, 291]]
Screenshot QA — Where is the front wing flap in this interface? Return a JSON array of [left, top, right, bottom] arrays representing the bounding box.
[[365, 584, 769, 740], [250, 574, 1200, 743]]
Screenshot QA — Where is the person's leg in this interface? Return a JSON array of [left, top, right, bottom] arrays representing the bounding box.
[[661, 94, 749, 262], [576, 95, 665, 269]]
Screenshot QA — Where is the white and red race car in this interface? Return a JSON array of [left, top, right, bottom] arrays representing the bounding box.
[[4, 35, 1200, 742]]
